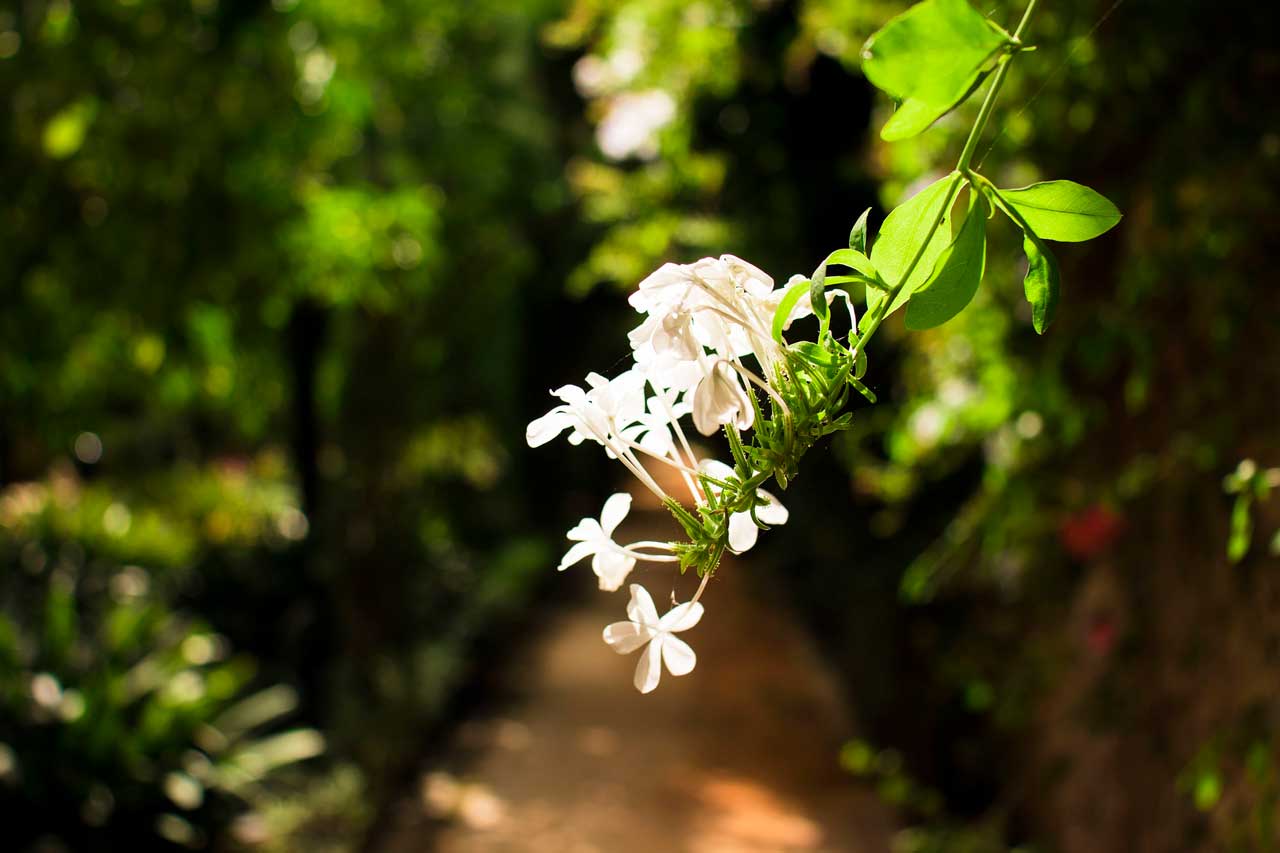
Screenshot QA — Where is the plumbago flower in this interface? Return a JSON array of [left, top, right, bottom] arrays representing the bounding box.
[[603, 584, 703, 694], [527, 249, 860, 693], [558, 493, 683, 591], [528, 0, 1119, 694]]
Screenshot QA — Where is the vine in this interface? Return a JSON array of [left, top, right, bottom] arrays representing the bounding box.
[[528, 0, 1120, 693]]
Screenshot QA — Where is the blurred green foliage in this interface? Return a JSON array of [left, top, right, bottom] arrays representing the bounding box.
[[0, 462, 321, 848], [3, 0, 573, 847]]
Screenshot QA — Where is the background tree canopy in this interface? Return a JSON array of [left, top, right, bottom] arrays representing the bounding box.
[[2, 0, 1278, 850]]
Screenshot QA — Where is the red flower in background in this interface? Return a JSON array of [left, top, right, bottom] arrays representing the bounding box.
[[1059, 505, 1124, 560]]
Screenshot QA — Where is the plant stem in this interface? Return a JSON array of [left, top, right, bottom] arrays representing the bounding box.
[[853, 0, 1038, 353], [675, 0, 1041, 579]]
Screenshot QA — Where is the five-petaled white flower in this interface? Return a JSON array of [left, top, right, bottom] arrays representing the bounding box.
[[603, 584, 703, 693], [559, 493, 637, 591]]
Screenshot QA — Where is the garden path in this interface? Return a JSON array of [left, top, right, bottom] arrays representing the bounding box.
[[375, 508, 893, 853]]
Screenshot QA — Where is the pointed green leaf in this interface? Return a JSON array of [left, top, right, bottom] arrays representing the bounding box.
[[810, 275, 831, 333], [880, 69, 990, 141], [881, 96, 954, 142], [862, 0, 1008, 102], [821, 247, 876, 278], [1022, 233, 1060, 334], [849, 208, 872, 255], [866, 173, 962, 326], [861, 0, 1010, 139], [771, 277, 812, 343], [905, 195, 987, 329], [999, 180, 1122, 242]]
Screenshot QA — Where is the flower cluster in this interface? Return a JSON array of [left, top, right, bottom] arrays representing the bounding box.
[[528, 254, 861, 693]]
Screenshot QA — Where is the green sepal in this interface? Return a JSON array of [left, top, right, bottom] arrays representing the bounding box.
[[849, 377, 878, 403]]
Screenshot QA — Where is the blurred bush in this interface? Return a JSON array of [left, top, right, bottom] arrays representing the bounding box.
[[2, 0, 580, 847], [0, 465, 321, 849]]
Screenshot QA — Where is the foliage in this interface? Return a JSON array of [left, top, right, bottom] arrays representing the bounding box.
[[3, 0, 571, 846], [1223, 460, 1280, 563], [0, 467, 321, 850]]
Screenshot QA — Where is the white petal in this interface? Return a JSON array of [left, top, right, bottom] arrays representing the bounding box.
[[599, 493, 632, 537], [637, 424, 674, 457], [699, 459, 736, 482], [728, 511, 759, 553], [658, 600, 704, 633], [603, 621, 655, 655], [565, 518, 603, 542], [625, 583, 660, 627], [690, 373, 720, 436], [526, 410, 574, 447], [634, 640, 663, 693], [592, 549, 636, 592], [660, 635, 697, 677], [756, 490, 789, 526], [720, 254, 774, 296], [552, 384, 586, 405], [637, 262, 689, 294], [558, 540, 597, 571]]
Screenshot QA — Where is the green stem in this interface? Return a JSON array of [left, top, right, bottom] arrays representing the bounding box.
[[957, 0, 1038, 171], [853, 172, 963, 350], [853, 0, 1038, 353], [674, 0, 1041, 576]]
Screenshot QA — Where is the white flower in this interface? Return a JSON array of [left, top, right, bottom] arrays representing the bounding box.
[[602, 584, 703, 693], [699, 460, 789, 552], [619, 390, 689, 457], [559, 493, 637, 591], [719, 254, 774, 298], [691, 361, 754, 436], [526, 370, 645, 451], [764, 273, 821, 332], [596, 90, 676, 161]]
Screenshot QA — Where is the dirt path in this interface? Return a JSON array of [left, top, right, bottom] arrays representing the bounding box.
[[376, 510, 894, 852]]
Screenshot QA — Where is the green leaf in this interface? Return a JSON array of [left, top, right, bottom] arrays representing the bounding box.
[[849, 208, 872, 254], [810, 276, 831, 333], [771, 277, 812, 342], [792, 341, 838, 366], [821, 248, 876, 278], [1022, 233, 1060, 334], [861, 0, 1010, 140], [999, 180, 1122, 242], [881, 73, 988, 141], [866, 173, 961, 326], [905, 194, 987, 329]]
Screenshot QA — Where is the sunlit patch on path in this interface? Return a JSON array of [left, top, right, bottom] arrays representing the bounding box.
[[376, 511, 892, 852]]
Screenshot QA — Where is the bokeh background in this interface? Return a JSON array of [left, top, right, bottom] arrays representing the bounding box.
[[3, 0, 1279, 850]]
